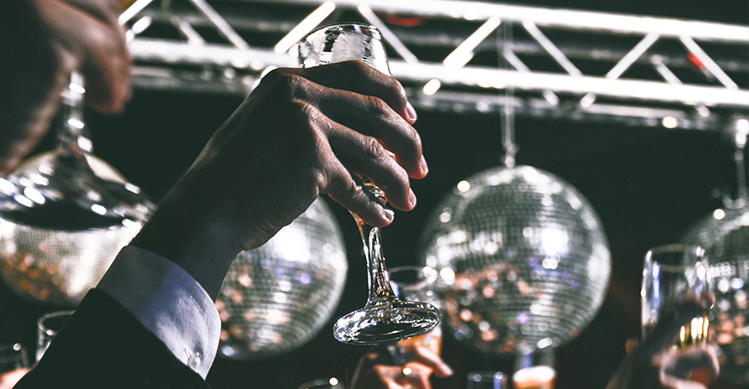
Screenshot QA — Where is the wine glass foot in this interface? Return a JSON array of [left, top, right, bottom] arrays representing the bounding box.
[[333, 299, 441, 345]]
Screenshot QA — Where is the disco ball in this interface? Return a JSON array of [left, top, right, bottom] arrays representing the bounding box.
[[216, 197, 348, 360], [419, 165, 611, 355], [682, 206, 749, 384], [0, 150, 154, 306]]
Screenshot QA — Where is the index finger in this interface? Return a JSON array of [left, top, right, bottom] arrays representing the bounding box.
[[408, 346, 454, 378], [286, 61, 416, 125]]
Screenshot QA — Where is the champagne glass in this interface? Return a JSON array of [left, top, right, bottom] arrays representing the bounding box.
[[641, 244, 710, 347], [0, 72, 154, 306], [297, 23, 441, 344], [36, 310, 74, 361]]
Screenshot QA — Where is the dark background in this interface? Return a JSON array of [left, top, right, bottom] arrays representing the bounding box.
[[1, 0, 748, 388]]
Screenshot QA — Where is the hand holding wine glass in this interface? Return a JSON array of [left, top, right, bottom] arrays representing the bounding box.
[[296, 23, 440, 345], [2, 0, 130, 176], [131, 57, 428, 300]]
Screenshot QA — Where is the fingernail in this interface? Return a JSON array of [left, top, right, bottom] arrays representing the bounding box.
[[383, 208, 395, 223], [408, 189, 417, 207], [406, 102, 417, 122], [442, 364, 454, 377], [419, 155, 429, 176]]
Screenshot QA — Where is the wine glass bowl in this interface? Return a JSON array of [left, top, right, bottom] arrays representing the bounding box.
[[0, 73, 154, 306], [299, 23, 441, 345]]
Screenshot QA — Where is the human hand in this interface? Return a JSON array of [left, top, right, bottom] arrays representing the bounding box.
[[606, 294, 718, 389], [0, 0, 130, 176], [0, 368, 30, 389], [350, 344, 453, 389], [131, 61, 427, 298], [32, 0, 130, 112], [654, 343, 720, 389]]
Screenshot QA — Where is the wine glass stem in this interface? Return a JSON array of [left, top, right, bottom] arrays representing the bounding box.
[[58, 71, 92, 153], [356, 220, 396, 302]]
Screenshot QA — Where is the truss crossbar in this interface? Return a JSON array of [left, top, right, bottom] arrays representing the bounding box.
[[122, 0, 749, 130]]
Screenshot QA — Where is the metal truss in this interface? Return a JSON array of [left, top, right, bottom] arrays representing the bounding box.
[[121, 0, 749, 131]]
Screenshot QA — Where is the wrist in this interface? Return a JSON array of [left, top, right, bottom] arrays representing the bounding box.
[[130, 185, 243, 300]]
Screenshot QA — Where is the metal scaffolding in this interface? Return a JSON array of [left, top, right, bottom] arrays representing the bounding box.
[[121, 0, 749, 130]]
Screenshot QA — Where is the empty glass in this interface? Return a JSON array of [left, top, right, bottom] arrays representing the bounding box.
[[297, 23, 440, 345], [641, 244, 710, 347], [512, 344, 556, 389], [36, 310, 74, 362]]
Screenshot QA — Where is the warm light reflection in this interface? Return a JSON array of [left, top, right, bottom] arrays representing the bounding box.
[[443, 17, 501, 69], [457, 180, 471, 192], [423, 79, 441, 95], [275, 2, 336, 54], [662, 116, 678, 128], [131, 16, 152, 35], [713, 208, 726, 220], [67, 118, 85, 130], [440, 268, 456, 285]]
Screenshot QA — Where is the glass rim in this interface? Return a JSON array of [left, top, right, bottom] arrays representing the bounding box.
[[388, 265, 437, 288], [37, 310, 75, 331], [301, 23, 382, 42], [644, 244, 706, 264]]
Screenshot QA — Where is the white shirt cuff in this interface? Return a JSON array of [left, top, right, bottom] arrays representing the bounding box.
[[95, 245, 220, 378]]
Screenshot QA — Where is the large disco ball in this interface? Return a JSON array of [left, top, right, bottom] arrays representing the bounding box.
[[0, 150, 154, 306], [682, 206, 749, 384], [216, 197, 348, 360], [419, 165, 611, 355]]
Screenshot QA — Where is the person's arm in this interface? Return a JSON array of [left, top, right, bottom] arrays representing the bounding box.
[[19, 60, 426, 386], [130, 61, 427, 300], [350, 344, 453, 389]]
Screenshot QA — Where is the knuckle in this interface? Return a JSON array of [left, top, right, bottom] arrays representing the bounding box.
[[364, 137, 387, 163]]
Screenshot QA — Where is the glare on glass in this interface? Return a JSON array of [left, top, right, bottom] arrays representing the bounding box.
[[0, 343, 28, 374], [36, 310, 74, 362], [388, 266, 443, 355], [641, 244, 709, 347], [297, 23, 440, 345], [466, 371, 508, 389]]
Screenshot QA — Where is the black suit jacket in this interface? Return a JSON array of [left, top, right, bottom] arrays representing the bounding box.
[[15, 289, 210, 389]]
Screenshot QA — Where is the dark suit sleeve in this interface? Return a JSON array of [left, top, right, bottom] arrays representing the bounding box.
[[14, 289, 211, 389]]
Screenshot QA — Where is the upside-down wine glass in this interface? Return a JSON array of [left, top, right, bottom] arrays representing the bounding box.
[[297, 23, 441, 344], [0, 72, 154, 306]]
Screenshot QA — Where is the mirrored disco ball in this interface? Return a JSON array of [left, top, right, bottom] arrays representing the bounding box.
[[216, 198, 348, 360], [419, 165, 611, 355], [0, 151, 154, 306], [682, 206, 749, 384]]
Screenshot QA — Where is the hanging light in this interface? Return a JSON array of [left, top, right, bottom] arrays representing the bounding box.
[[418, 22, 610, 357], [681, 115, 749, 385], [215, 197, 348, 360]]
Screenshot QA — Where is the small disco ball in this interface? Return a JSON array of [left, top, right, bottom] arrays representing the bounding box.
[[216, 197, 348, 360], [419, 165, 611, 355], [682, 206, 749, 384]]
